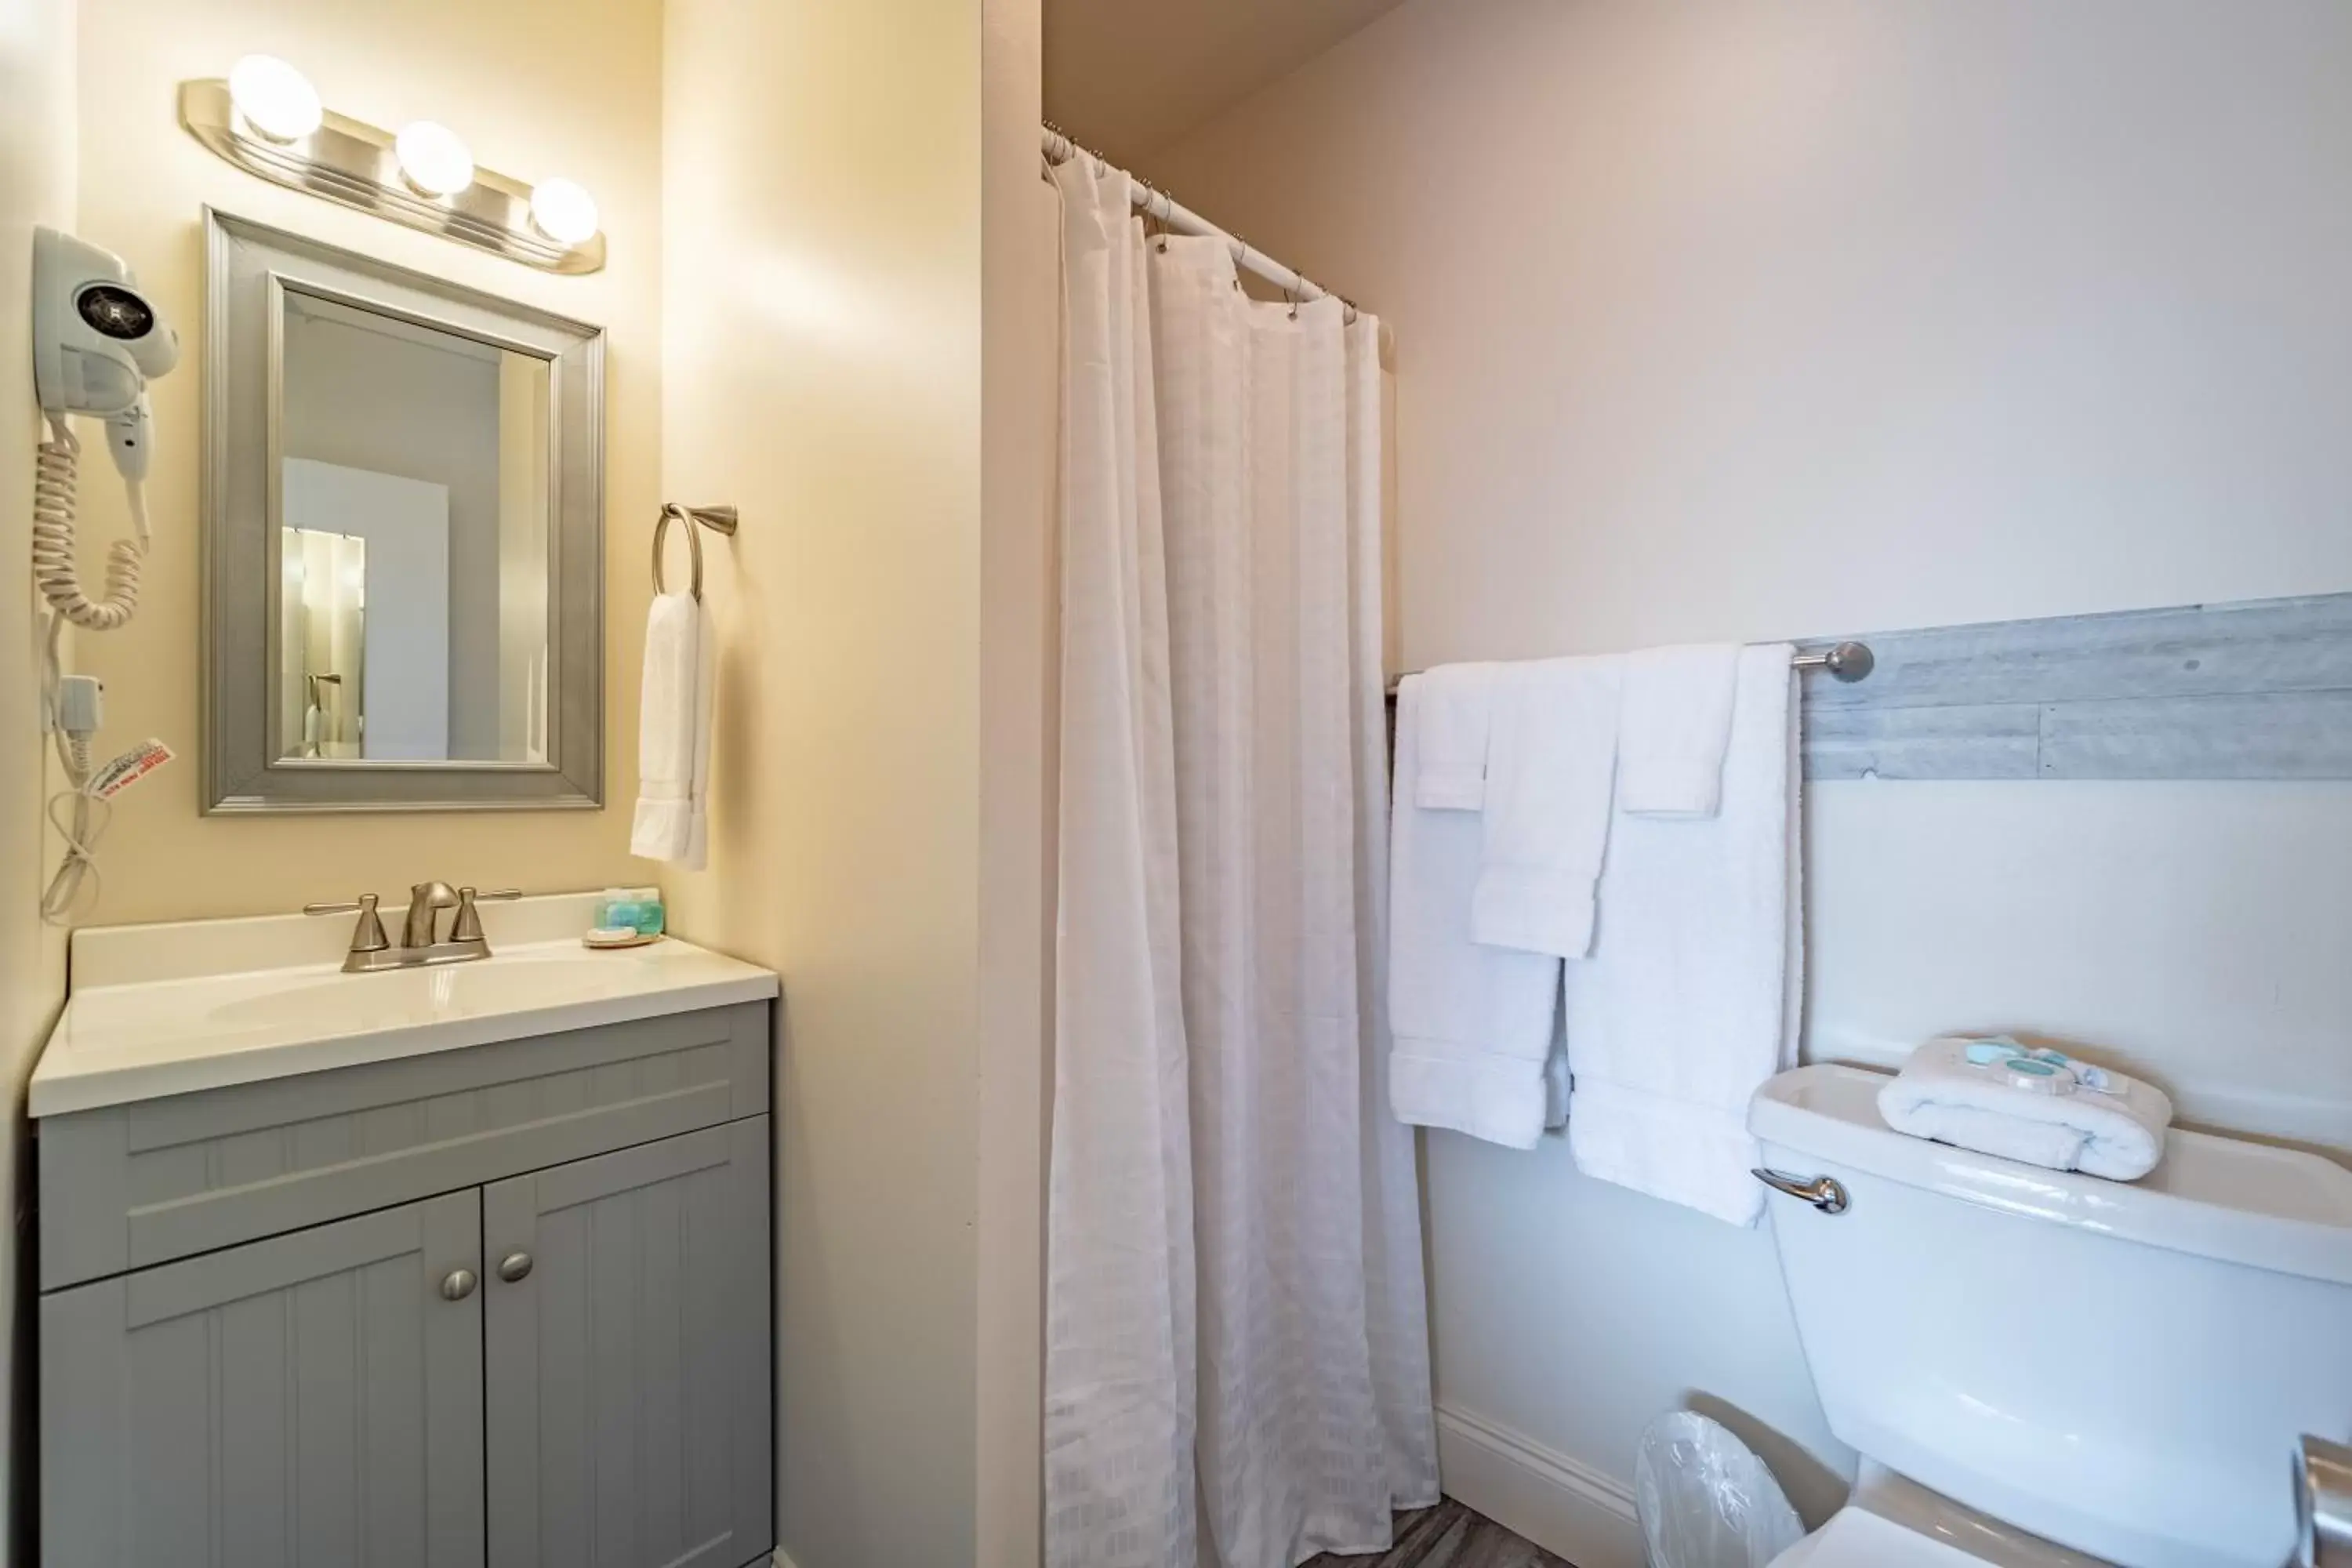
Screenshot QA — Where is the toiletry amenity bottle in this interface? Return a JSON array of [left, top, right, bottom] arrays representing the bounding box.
[[599, 886, 665, 937], [624, 886, 664, 937]]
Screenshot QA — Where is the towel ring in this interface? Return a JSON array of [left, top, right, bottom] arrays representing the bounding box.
[[652, 503, 739, 601]]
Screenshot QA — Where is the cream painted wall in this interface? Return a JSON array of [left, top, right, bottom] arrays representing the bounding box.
[[71, 0, 664, 924], [659, 0, 990, 1563], [978, 0, 1059, 1562], [1, 4, 76, 1555], [1147, 0, 2352, 1556]]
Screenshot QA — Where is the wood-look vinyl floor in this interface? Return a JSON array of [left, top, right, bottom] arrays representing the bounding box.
[[1302, 1500, 1577, 1568]]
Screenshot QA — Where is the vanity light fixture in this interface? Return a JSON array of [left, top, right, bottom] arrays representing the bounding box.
[[180, 69, 604, 274], [528, 178, 600, 247], [226, 55, 322, 143], [394, 120, 474, 198]]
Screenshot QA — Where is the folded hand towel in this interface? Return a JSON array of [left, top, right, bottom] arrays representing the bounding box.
[[1414, 662, 1499, 811], [630, 590, 713, 872], [1388, 677, 1564, 1149], [1471, 657, 1624, 960], [1876, 1036, 2173, 1180], [1563, 644, 1800, 1225], [1618, 644, 1740, 817]]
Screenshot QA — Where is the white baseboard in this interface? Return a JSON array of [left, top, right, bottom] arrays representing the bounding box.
[[1436, 1404, 1645, 1568]]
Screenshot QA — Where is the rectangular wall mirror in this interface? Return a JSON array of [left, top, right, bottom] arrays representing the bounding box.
[[205, 209, 603, 812]]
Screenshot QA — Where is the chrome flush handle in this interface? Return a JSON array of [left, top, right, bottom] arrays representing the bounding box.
[[1752, 1168, 1849, 1214]]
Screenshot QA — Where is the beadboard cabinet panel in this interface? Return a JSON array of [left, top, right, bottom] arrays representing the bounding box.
[[42, 1191, 487, 1568], [483, 1118, 772, 1568]]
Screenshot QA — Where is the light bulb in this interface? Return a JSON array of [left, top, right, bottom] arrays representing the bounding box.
[[528, 178, 600, 246], [227, 54, 322, 143], [394, 121, 474, 198]]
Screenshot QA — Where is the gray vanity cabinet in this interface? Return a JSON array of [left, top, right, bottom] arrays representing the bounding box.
[[35, 1001, 775, 1568], [42, 1190, 488, 1568], [484, 1119, 771, 1568]]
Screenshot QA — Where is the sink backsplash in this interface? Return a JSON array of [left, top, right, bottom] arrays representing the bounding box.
[[71, 891, 615, 989]]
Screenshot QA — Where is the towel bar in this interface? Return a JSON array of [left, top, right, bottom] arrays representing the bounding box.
[[1382, 640, 1873, 698]]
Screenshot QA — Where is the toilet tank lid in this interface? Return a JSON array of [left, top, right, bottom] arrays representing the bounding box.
[[1749, 1064, 2352, 1287]]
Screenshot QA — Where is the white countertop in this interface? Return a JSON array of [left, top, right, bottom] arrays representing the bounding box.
[[31, 893, 779, 1117]]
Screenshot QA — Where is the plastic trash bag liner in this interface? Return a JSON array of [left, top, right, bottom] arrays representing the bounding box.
[[1635, 1411, 1806, 1568]]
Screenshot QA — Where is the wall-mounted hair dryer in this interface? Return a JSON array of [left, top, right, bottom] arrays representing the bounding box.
[[34, 228, 178, 477], [31, 226, 178, 631], [29, 229, 180, 927]]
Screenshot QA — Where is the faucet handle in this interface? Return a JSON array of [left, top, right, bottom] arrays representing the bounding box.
[[303, 892, 390, 954], [450, 887, 521, 945]]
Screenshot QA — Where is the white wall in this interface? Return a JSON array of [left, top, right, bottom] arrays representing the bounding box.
[[0, 1, 74, 1556], [978, 0, 1060, 1560], [658, 0, 994, 1563], [1147, 1, 2352, 1557]]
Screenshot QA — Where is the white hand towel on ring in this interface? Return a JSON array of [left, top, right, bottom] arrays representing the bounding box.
[[630, 590, 713, 871]]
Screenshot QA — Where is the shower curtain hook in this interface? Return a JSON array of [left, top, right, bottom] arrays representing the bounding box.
[[1286, 276, 1301, 321]]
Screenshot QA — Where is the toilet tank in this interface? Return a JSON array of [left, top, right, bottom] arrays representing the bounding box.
[[1750, 1065, 2352, 1568]]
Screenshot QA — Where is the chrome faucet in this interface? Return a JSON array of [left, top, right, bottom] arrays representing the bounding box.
[[306, 884, 523, 974]]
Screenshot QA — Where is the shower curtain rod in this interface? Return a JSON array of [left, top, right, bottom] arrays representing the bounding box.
[[1042, 124, 1361, 319]]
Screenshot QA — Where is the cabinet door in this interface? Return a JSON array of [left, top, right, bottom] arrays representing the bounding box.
[[42, 1189, 486, 1568], [483, 1118, 771, 1568]]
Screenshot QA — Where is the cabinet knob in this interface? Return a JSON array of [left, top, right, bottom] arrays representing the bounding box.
[[497, 1251, 534, 1283], [440, 1268, 478, 1301]]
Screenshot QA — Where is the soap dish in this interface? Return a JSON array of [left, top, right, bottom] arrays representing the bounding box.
[[583, 927, 662, 950]]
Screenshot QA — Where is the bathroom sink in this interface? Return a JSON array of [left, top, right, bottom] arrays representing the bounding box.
[[30, 894, 778, 1117], [203, 947, 630, 1030]]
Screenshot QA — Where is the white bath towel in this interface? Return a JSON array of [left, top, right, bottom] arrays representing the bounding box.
[[1388, 677, 1565, 1149], [1563, 644, 1800, 1226], [1877, 1037, 2173, 1181], [1618, 643, 1740, 817], [630, 590, 713, 871], [1472, 656, 1624, 960], [1414, 662, 1498, 811]]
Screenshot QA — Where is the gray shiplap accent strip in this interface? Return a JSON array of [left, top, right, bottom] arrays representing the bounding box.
[[1803, 703, 2042, 781], [2037, 691, 2352, 779], [1796, 590, 2352, 782], [1804, 591, 2352, 711]]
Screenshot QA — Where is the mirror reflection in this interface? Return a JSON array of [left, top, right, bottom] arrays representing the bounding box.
[[273, 289, 553, 764]]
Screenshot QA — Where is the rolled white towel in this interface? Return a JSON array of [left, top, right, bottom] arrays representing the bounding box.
[[1876, 1036, 2174, 1181]]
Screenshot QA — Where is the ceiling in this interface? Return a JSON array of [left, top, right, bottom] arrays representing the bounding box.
[[1044, 0, 1410, 166]]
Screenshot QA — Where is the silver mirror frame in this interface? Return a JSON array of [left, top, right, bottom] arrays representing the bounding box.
[[202, 209, 604, 814]]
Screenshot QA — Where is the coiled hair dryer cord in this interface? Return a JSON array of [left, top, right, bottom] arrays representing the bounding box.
[[32, 416, 147, 631]]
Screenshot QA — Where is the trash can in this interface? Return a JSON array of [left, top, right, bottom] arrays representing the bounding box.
[[1635, 1411, 1806, 1568]]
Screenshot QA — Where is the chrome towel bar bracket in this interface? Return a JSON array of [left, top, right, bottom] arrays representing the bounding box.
[[1791, 641, 1874, 681]]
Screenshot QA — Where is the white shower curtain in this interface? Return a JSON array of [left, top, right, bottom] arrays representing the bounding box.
[[1044, 153, 1439, 1568]]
